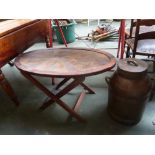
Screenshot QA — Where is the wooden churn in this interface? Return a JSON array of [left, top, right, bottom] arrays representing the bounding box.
[[105, 58, 152, 125]]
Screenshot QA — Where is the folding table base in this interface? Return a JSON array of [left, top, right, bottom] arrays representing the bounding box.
[[20, 71, 95, 123], [40, 77, 95, 111]]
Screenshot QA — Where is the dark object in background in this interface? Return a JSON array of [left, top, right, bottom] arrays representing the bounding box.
[[106, 58, 152, 125]]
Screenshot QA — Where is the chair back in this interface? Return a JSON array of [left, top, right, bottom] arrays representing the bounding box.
[[131, 19, 155, 56]]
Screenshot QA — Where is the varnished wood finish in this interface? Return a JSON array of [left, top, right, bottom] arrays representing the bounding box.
[[0, 19, 38, 37], [0, 19, 51, 106], [0, 19, 50, 67], [15, 48, 116, 122], [39, 76, 95, 111], [15, 48, 116, 77], [107, 58, 152, 125], [21, 70, 86, 123], [67, 91, 86, 122]]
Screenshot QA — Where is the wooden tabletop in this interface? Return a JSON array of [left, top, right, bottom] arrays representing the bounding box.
[[0, 19, 39, 37], [15, 48, 116, 77]]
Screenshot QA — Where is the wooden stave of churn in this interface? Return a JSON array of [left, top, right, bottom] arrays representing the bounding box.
[[106, 58, 152, 125]]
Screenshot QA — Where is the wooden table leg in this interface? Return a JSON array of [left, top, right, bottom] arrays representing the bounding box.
[[67, 91, 86, 122], [80, 83, 95, 94], [41, 76, 95, 111], [46, 19, 53, 48], [56, 77, 95, 94], [55, 77, 71, 90], [39, 77, 85, 110], [0, 70, 19, 106], [20, 71, 86, 123]]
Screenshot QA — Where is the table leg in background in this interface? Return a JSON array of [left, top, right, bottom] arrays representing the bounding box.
[[0, 70, 20, 106]]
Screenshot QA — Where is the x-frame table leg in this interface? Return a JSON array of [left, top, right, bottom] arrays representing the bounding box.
[[55, 77, 96, 94], [20, 70, 86, 123], [39, 77, 85, 110], [67, 90, 86, 122], [55, 77, 71, 90], [40, 77, 95, 111]]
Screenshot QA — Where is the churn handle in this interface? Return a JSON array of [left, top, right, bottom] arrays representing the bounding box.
[[127, 60, 138, 66]]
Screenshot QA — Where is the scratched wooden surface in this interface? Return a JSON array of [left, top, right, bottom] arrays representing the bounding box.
[[0, 19, 39, 37], [15, 48, 116, 77], [0, 19, 49, 67]]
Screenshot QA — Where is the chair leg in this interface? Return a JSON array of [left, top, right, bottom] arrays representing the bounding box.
[[126, 46, 130, 58], [153, 60, 155, 72]]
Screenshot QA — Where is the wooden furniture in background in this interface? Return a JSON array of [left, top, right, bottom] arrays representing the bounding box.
[[0, 19, 52, 106], [125, 19, 155, 59]]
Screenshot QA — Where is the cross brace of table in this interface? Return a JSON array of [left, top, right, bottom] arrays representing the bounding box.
[[20, 71, 95, 123]]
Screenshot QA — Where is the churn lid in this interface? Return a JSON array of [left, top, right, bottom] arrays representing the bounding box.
[[118, 58, 148, 76]]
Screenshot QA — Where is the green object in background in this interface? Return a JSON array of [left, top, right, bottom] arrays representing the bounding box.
[[53, 21, 76, 44]]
